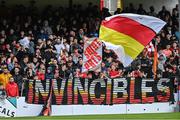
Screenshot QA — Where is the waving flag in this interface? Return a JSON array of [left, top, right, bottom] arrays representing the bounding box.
[[99, 14, 166, 66], [82, 37, 102, 72]]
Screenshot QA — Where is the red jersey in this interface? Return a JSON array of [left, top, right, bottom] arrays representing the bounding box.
[[36, 71, 45, 80], [109, 70, 120, 78], [130, 70, 142, 78], [6, 82, 19, 97]]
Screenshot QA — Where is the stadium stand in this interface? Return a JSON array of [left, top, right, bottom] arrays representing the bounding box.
[[0, 1, 179, 97]]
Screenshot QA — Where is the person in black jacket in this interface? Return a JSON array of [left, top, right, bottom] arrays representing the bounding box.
[[59, 64, 70, 79], [13, 67, 23, 96]]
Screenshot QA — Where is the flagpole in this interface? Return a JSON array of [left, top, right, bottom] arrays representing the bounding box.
[[153, 40, 158, 80]]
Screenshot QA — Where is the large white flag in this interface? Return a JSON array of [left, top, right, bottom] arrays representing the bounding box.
[[82, 37, 102, 72]]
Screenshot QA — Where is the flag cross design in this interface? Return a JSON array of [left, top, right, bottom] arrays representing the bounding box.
[[84, 38, 102, 59], [82, 38, 102, 72]]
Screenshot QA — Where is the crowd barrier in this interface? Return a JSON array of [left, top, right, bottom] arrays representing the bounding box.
[[0, 77, 179, 117], [25, 77, 174, 105]]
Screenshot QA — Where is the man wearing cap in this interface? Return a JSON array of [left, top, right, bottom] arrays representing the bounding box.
[[0, 67, 12, 88]]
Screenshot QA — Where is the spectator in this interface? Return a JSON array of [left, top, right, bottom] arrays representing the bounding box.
[[137, 4, 146, 15], [70, 38, 82, 54], [101, 7, 111, 19], [6, 77, 19, 97], [54, 38, 64, 58], [158, 54, 166, 72], [13, 67, 23, 95], [19, 56, 29, 74], [32, 57, 40, 70], [44, 46, 56, 64], [130, 66, 144, 78], [114, 8, 122, 15], [25, 63, 36, 79], [45, 67, 54, 79], [19, 35, 30, 49], [140, 56, 151, 76], [59, 64, 70, 79], [158, 6, 171, 20], [162, 44, 172, 58], [38, 29, 48, 40], [0, 67, 12, 88], [108, 64, 123, 78], [72, 48, 82, 64], [28, 35, 35, 56], [127, 3, 136, 13], [36, 63, 46, 80], [7, 53, 18, 71], [101, 62, 108, 73], [105, 56, 113, 68], [148, 6, 157, 17], [43, 20, 53, 35]]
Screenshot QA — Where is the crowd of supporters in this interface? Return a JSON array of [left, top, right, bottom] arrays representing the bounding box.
[[0, 1, 179, 97]]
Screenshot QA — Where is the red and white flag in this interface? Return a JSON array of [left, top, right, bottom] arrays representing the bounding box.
[[82, 37, 102, 72], [100, 14, 166, 66]]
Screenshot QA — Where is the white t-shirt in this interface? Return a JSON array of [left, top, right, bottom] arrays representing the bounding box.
[[19, 37, 30, 48], [55, 43, 64, 54]]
